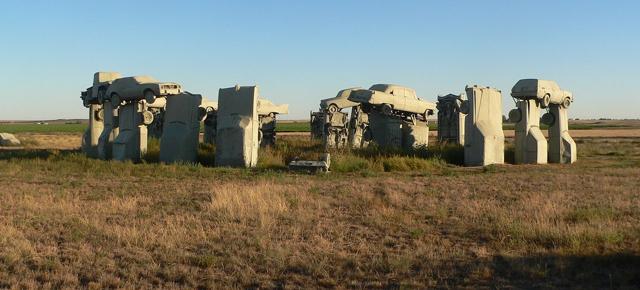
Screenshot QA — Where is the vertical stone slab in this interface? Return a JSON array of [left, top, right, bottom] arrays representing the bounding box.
[[113, 101, 148, 162], [310, 111, 326, 140], [436, 94, 465, 145], [513, 99, 547, 164], [322, 112, 349, 149], [547, 104, 577, 164], [82, 104, 104, 158], [463, 85, 504, 166], [402, 120, 429, 150], [160, 93, 202, 163], [259, 115, 277, 147], [201, 101, 218, 145], [348, 106, 370, 149], [215, 86, 259, 168], [369, 112, 403, 149], [98, 101, 119, 160]]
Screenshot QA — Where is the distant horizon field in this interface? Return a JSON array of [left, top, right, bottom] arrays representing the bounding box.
[[1, 119, 640, 134]]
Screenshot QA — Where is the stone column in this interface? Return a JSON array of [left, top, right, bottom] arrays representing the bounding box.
[[348, 106, 370, 149], [82, 104, 104, 158], [512, 99, 547, 164], [463, 85, 504, 166], [160, 93, 202, 163], [112, 101, 148, 162], [402, 120, 429, 150], [545, 104, 577, 164], [215, 86, 260, 168], [322, 111, 349, 149], [97, 101, 119, 160], [436, 94, 465, 145], [369, 112, 403, 149]]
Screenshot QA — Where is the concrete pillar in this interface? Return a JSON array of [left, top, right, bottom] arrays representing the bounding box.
[[545, 104, 577, 164], [322, 111, 349, 149], [402, 120, 429, 150], [310, 111, 325, 140], [112, 101, 148, 162], [436, 94, 465, 145], [259, 114, 277, 147], [369, 112, 403, 149], [159, 93, 202, 163], [201, 100, 218, 145], [512, 99, 547, 164], [97, 101, 119, 160], [463, 85, 504, 166], [82, 104, 104, 158], [348, 106, 370, 149], [215, 86, 260, 168]]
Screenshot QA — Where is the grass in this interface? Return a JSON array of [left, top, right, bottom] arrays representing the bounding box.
[[0, 135, 639, 288]]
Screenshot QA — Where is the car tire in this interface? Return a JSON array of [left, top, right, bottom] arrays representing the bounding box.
[[144, 90, 157, 104], [328, 104, 339, 113], [561, 97, 571, 108], [540, 94, 551, 108], [381, 104, 393, 116]]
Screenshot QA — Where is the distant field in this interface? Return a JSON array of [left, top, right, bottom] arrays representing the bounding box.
[[1, 119, 638, 134]]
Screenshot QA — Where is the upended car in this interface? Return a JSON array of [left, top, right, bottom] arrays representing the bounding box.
[[348, 84, 436, 119], [319, 87, 361, 113], [511, 79, 573, 108], [104, 76, 182, 106]]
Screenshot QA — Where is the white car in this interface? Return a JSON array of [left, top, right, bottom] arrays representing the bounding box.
[[320, 87, 361, 113], [511, 79, 573, 108], [348, 84, 436, 119]]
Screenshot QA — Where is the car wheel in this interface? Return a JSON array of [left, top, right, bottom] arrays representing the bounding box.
[[142, 111, 154, 125], [110, 93, 121, 107], [561, 97, 571, 108], [540, 94, 551, 108], [95, 109, 104, 121], [144, 90, 158, 104], [541, 112, 555, 126], [381, 104, 393, 116], [327, 104, 339, 113]]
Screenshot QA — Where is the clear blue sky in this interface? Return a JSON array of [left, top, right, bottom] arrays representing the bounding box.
[[0, 0, 638, 120]]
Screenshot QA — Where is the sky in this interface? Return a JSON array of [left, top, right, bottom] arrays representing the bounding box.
[[0, 0, 638, 120]]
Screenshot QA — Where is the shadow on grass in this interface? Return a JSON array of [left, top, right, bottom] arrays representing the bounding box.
[[463, 253, 640, 288], [0, 148, 81, 160]]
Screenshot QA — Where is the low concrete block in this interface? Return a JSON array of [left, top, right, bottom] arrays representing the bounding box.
[[0, 133, 21, 146]]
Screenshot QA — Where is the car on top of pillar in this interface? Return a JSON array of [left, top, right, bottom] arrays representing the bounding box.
[[511, 79, 573, 109], [104, 76, 183, 106], [348, 84, 436, 120], [319, 87, 362, 113]]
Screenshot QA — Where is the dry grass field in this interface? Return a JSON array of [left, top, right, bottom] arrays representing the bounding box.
[[0, 132, 639, 288]]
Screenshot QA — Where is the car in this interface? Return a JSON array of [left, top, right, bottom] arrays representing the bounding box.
[[348, 84, 436, 119], [257, 98, 289, 116], [104, 76, 182, 106], [80, 72, 122, 107], [320, 87, 361, 113], [511, 79, 573, 108]]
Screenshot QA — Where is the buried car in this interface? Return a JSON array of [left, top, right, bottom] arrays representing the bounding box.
[[320, 87, 361, 113], [348, 84, 436, 119], [257, 98, 289, 116], [104, 76, 182, 106], [511, 79, 573, 108]]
